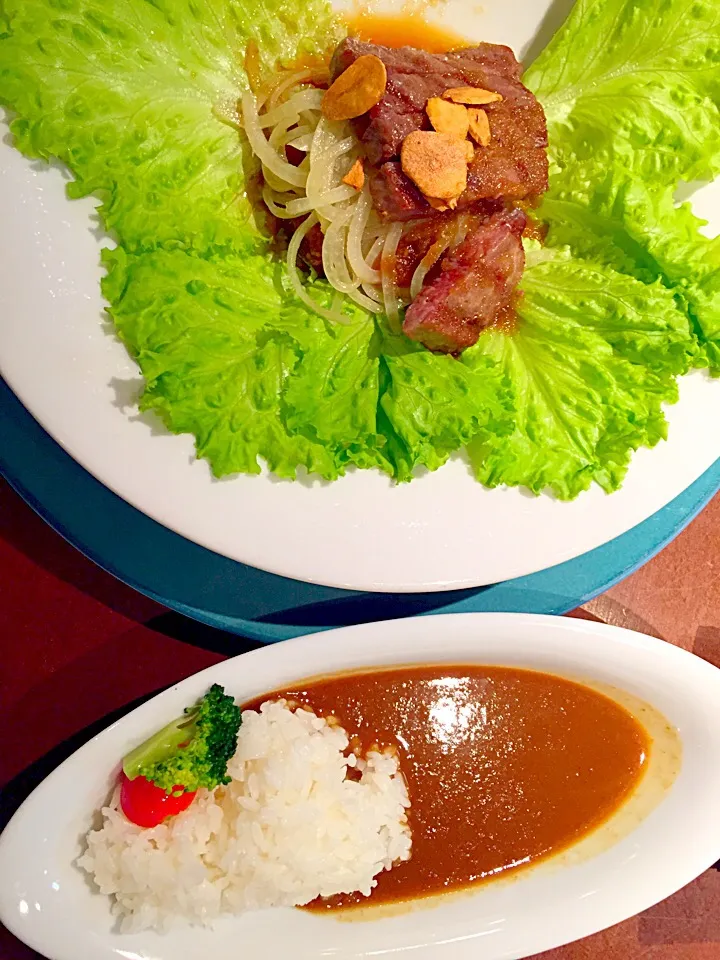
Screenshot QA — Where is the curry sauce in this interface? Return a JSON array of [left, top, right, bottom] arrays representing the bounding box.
[[245, 665, 650, 909]]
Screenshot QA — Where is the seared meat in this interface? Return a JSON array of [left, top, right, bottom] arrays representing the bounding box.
[[330, 38, 548, 211], [393, 218, 452, 287], [299, 221, 325, 273], [369, 163, 509, 223], [330, 41, 449, 163], [444, 46, 548, 202], [369, 162, 433, 221], [402, 208, 526, 353], [260, 39, 547, 355], [273, 218, 326, 274], [392, 211, 505, 287]]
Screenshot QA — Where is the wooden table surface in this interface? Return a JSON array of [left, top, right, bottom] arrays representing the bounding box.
[[1, 477, 718, 960]]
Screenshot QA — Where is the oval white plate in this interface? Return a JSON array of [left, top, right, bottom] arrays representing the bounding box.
[[2, 612, 720, 960], [1, 0, 719, 593]]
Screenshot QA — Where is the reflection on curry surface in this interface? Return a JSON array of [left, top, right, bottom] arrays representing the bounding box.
[[244, 665, 650, 909]]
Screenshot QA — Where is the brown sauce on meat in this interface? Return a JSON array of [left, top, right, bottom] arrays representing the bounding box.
[[392, 218, 454, 287], [491, 293, 520, 334], [523, 215, 548, 244], [254, 21, 547, 350], [346, 12, 470, 53], [282, 48, 334, 75], [243, 665, 650, 910]]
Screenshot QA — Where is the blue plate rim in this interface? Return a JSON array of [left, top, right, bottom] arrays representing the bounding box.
[[1, 377, 718, 642]]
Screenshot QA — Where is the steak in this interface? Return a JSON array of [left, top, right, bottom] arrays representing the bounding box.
[[369, 162, 433, 221], [402, 208, 526, 353], [393, 218, 453, 288], [330, 38, 548, 214], [299, 221, 325, 273]]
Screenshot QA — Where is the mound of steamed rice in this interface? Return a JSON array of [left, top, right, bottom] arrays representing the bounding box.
[[78, 699, 412, 931]]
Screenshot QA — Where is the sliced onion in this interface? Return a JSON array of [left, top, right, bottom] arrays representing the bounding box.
[[267, 116, 295, 147], [306, 117, 355, 201], [265, 179, 299, 200], [259, 102, 300, 135], [263, 165, 305, 193], [246, 74, 407, 328], [305, 140, 356, 200], [313, 149, 357, 221], [409, 223, 456, 300], [309, 115, 335, 159], [365, 236, 385, 268], [330, 291, 345, 318], [450, 213, 470, 249], [381, 223, 404, 331], [409, 257, 435, 301], [347, 287, 383, 313], [241, 92, 309, 188], [347, 188, 381, 284], [259, 89, 324, 128], [262, 186, 301, 220], [286, 133, 313, 152], [266, 69, 314, 110], [285, 184, 356, 217], [259, 69, 313, 111], [287, 214, 349, 323], [323, 209, 360, 294], [361, 281, 383, 303]]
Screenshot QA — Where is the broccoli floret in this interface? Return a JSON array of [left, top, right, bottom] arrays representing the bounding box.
[[122, 684, 241, 794]]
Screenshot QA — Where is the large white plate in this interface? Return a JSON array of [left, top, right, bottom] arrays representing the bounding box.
[[2, 613, 720, 960], [1, 0, 719, 593]]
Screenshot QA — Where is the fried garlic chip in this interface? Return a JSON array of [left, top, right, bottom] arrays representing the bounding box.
[[426, 97, 469, 140], [401, 131, 469, 201], [427, 196, 456, 211], [468, 108, 492, 146], [443, 86, 503, 106], [342, 158, 365, 190], [322, 55, 387, 121]]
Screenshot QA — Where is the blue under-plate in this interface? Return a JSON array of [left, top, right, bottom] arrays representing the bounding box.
[[1, 377, 718, 642]]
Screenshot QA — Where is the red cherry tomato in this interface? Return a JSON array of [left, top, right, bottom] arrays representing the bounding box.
[[119, 772, 196, 827]]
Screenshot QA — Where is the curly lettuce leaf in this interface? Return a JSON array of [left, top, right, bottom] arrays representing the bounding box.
[[538, 169, 720, 370], [103, 246, 342, 478], [465, 248, 683, 498], [377, 327, 514, 481], [282, 308, 383, 461], [521, 241, 698, 375], [0, 0, 341, 253], [527, 0, 720, 376], [526, 0, 720, 188], [103, 247, 514, 481]]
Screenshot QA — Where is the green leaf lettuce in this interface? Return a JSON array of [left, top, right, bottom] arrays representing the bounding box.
[[1, 0, 718, 496]]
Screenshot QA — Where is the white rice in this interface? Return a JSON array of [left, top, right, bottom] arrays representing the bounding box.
[[78, 700, 412, 932]]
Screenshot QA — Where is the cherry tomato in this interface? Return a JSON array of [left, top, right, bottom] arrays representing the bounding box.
[[119, 771, 196, 827]]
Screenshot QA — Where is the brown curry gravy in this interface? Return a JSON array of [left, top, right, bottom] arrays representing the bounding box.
[[244, 665, 650, 910]]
